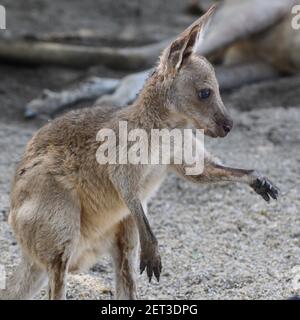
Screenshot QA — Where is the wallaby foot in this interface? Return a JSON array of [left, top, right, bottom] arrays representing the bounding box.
[[111, 215, 139, 300], [140, 240, 162, 283], [0, 255, 46, 300], [250, 173, 279, 202], [138, 202, 162, 283]]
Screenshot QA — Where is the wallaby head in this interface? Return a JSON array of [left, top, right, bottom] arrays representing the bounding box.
[[155, 5, 233, 138]]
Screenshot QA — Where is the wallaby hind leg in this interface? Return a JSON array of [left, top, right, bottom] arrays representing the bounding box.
[[110, 215, 139, 300], [9, 174, 81, 300], [0, 255, 47, 300]]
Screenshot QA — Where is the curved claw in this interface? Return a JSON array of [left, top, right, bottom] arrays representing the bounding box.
[[140, 260, 146, 275], [153, 261, 162, 282], [147, 265, 153, 283]]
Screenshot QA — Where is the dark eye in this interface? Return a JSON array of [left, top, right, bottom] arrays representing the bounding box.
[[198, 89, 211, 100]]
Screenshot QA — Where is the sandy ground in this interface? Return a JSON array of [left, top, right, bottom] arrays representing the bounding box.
[[0, 0, 300, 300]]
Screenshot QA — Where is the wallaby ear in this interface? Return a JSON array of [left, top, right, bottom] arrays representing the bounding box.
[[159, 5, 216, 76]]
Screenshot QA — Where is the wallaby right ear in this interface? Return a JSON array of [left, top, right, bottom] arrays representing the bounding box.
[[158, 5, 216, 77]]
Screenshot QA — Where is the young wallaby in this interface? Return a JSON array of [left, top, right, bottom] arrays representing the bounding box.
[[0, 6, 279, 300]]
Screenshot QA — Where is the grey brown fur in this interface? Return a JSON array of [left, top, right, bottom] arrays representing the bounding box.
[[0, 7, 279, 300]]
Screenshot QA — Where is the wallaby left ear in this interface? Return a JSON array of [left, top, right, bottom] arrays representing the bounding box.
[[160, 5, 216, 75]]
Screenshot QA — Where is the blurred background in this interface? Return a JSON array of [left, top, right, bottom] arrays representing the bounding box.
[[0, 0, 299, 299]]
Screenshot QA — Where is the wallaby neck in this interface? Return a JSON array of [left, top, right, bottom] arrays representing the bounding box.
[[122, 70, 179, 130]]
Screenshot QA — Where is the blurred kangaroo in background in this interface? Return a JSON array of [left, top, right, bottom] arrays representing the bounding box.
[[0, 6, 279, 300]]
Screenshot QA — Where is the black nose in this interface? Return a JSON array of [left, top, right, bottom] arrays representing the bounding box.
[[223, 123, 232, 133]]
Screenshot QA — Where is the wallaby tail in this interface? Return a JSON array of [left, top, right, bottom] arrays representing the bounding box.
[[0, 255, 46, 300]]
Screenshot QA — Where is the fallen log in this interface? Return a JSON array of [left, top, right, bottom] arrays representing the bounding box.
[[95, 70, 151, 107], [21, 29, 163, 48], [24, 77, 120, 118], [0, 39, 171, 70]]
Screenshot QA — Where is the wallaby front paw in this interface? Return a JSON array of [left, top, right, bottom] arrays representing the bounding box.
[[140, 242, 162, 283], [251, 174, 280, 202]]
